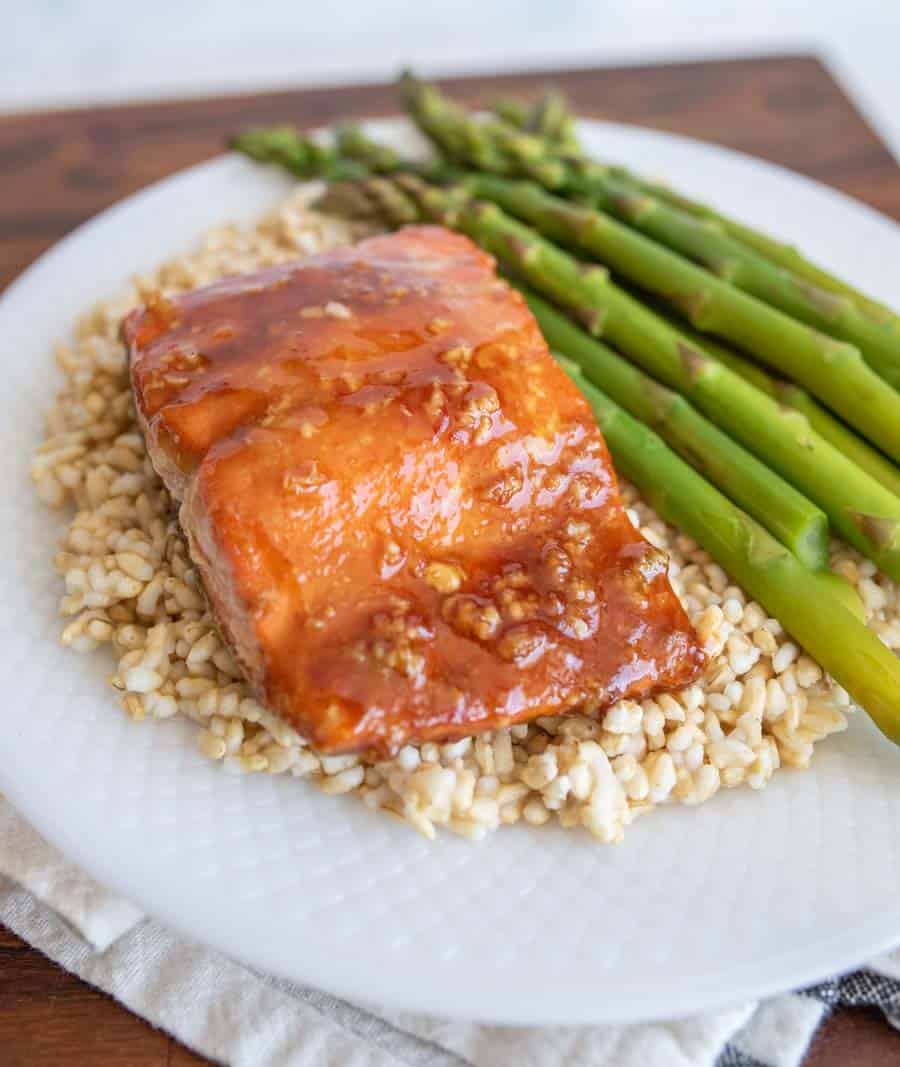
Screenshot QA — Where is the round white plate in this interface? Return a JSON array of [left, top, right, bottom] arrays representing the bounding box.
[[2, 117, 900, 1027]]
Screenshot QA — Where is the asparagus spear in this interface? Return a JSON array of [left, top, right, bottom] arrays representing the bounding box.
[[565, 167, 900, 388], [779, 389, 900, 501], [494, 92, 581, 156], [334, 124, 409, 174], [518, 287, 829, 568], [523, 90, 581, 155], [229, 127, 368, 182], [616, 169, 900, 331], [402, 77, 900, 394], [524, 90, 566, 136], [408, 74, 900, 335], [488, 123, 571, 187], [491, 99, 528, 127], [230, 123, 448, 188], [460, 172, 900, 463], [378, 176, 900, 580], [562, 371, 900, 744], [664, 319, 900, 500], [397, 72, 514, 174], [400, 72, 569, 188]]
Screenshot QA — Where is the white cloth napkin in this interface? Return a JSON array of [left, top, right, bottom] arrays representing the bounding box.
[[0, 793, 894, 1067]]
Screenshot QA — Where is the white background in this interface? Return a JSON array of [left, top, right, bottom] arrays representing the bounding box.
[[4, 1, 900, 160]]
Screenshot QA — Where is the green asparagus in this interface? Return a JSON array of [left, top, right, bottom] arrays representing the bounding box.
[[460, 172, 900, 462], [562, 372, 900, 744], [230, 127, 368, 182], [400, 72, 569, 187], [334, 124, 409, 174], [401, 77, 900, 391], [493, 93, 581, 155], [491, 99, 528, 127], [617, 169, 900, 331], [523, 90, 581, 154], [397, 72, 514, 174], [564, 166, 900, 388], [661, 318, 900, 500], [487, 122, 571, 187], [405, 73, 900, 339], [519, 287, 829, 568]]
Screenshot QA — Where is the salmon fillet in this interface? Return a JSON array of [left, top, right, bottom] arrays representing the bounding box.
[[125, 225, 704, 754]]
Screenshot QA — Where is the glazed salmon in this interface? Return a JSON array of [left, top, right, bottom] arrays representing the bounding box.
[[125, 225, 705, 754]]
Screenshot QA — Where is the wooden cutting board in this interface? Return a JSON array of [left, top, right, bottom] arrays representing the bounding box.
[[2, 55, 900, 1067]]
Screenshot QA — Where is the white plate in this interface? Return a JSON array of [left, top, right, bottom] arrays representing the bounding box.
[[2, 117, 900, 1027]]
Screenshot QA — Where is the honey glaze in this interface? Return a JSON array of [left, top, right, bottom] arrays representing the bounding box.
[[125, 225, 704, 754]]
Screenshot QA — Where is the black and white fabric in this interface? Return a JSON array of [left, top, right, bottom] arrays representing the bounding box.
[[717, 969, 900, 1067], [2, 795, 898, 1067]]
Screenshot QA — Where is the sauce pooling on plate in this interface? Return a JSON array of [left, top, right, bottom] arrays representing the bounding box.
[[125, 225, 705, 754]]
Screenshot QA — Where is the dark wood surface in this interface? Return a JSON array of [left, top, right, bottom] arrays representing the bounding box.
[[3, 55, 900, 1066]]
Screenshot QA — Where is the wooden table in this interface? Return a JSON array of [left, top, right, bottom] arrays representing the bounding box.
[[2, 55, 900, 1066]]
